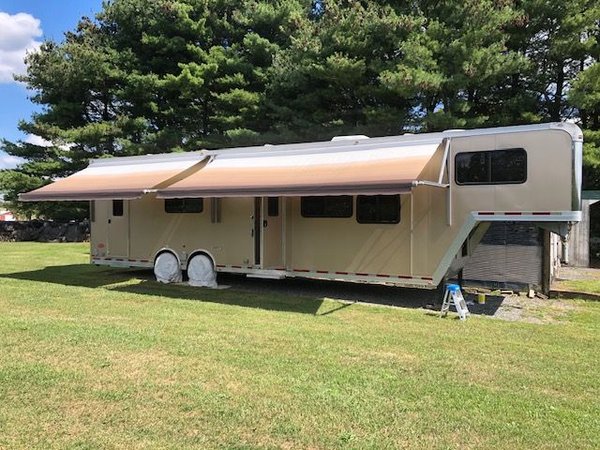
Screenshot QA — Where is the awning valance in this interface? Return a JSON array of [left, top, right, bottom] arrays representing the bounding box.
[[19, 152, 207, 201], [157, 139, 444, 198]]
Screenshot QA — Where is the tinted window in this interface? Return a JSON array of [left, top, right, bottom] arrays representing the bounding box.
[[267, 197, 279, 217], [455, 148, 526, 185], [357, 195, 401, 224], [165, 198, 203, 213], [491, 149, 527, 183], [301, 196, 353, 218], [112, 200, 123, 216]]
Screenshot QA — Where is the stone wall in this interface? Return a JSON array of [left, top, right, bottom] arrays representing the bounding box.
[[0, 220, 89, 242]]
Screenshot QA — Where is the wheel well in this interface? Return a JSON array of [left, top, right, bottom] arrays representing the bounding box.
[[186, 250, 216, 271], [153, 248, 181, 267]]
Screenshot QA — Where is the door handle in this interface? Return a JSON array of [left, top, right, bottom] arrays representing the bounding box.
[[263, 220, 268, 228], [108, 219, 111, 224]]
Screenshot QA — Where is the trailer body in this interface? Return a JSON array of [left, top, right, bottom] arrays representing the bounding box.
[[21, 123, 583, 288]]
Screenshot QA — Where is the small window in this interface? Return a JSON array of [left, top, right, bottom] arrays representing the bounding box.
[[112, 200, 123, 216], [267, 197, 279, 217], [301, 196, 353, 218], [455, 148, 527, 185], [90, 200, 95, 222], [165, 198, 203, 213], [357, 195, 401, 224]]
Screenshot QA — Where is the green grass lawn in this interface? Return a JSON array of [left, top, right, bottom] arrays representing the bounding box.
[[0, 242, 599, 449], [557, 279, 600, 294]]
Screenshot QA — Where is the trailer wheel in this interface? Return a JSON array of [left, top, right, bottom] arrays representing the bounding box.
[[187, 254, 217, 288], [154, 251, 182, 284]]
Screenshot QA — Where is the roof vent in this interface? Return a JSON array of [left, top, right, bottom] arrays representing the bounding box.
[[331, 135, 370, 142]]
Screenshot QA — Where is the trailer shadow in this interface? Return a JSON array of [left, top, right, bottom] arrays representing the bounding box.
[[112, 280, 328, 315], [0, 264, 505, 317], [0, 264, 143, 289], [212, 274, 505, 316], [0, 264, 325, 315]]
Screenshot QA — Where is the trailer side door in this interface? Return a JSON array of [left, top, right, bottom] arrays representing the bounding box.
[[262, 197, 284, 269]]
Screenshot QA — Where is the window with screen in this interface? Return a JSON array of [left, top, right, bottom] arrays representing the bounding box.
[[301, 196, 353, 218], [267, 197, 279, 217], [165, 198, 204, 213], [455, 148, 527, 185], [356, 195, 401, 224], [112, 200, 123, 216]]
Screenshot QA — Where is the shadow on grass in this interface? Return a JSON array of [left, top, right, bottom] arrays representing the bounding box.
[[0, 264, 324, 315], [0, 264, 505, 316], [111, 280, 329, 315], [0, 264, 144, 289]]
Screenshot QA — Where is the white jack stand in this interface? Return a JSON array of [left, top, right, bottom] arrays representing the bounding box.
[[440, 283, 470, 320]]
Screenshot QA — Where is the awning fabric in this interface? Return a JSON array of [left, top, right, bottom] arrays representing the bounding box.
[[19, 152, 206, 201], [157, 139, 444, 198]]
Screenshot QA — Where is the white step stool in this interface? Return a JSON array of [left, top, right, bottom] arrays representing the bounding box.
[[440, 283, 470, 320]]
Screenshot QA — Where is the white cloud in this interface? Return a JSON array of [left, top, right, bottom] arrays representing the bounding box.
[[25, 134, 74, 151], [0, 152, 24, 169], [24, 134, 52, 147], [0, 12, 42, 83], [0, 134, 71, 170]]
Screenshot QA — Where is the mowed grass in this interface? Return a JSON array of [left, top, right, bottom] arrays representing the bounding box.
[[0, 243, 599, 449], [558, 278, 600, 294]]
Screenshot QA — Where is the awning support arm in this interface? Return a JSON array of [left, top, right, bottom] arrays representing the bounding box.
[[411, 180, 449, 188], [411, 138, 453, 225], [438, 138, 451, 184], [411, 138, 451, 189]]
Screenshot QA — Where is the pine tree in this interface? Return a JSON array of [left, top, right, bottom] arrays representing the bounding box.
[[381, 0, 528, 131], [508, 0, 599, 123], [267, 1, 419, 140], [570, 62, 600, 189]]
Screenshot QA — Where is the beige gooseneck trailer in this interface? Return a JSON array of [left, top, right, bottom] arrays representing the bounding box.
[[21, 122, 583, 289]]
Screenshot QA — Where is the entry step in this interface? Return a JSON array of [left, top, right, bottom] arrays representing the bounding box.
[[246, 270, 287, 280]]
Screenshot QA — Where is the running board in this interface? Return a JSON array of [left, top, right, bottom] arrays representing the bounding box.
[[246, 270, 287, 280]]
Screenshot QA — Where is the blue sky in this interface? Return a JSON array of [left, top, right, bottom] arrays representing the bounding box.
[[0, 0, 103, 167]]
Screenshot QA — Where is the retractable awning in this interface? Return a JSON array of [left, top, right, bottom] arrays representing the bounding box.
[[157, 138, 445, 198], [19, 152, 207, 201]]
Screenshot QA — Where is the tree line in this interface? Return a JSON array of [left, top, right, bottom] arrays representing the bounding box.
[[1, 0, 599, 219]]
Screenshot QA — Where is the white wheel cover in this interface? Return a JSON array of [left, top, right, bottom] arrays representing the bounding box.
[[154, 252, 182, 283], [187, 254, 217, 288]]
